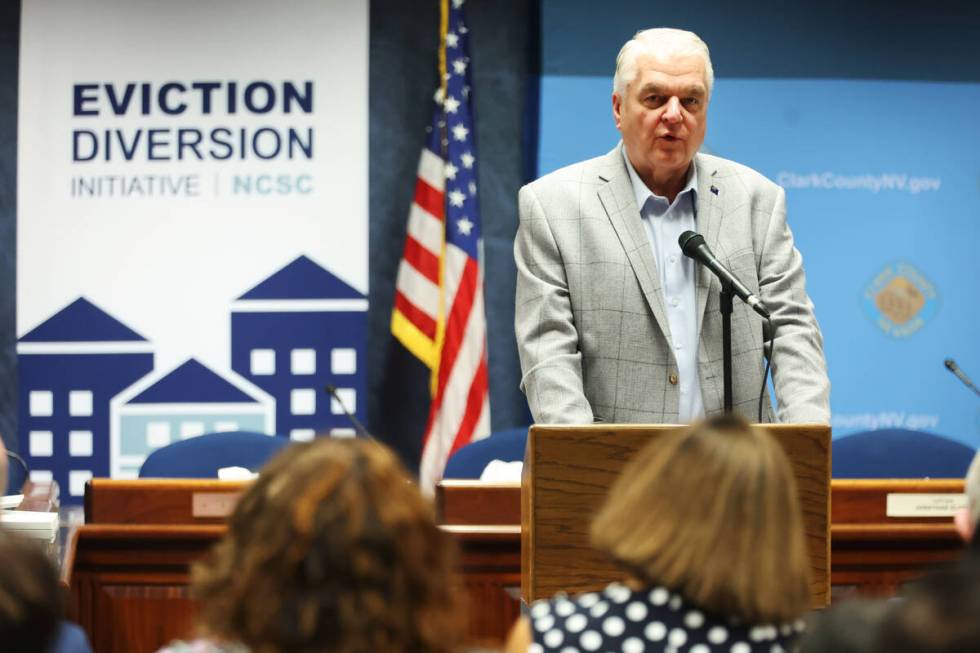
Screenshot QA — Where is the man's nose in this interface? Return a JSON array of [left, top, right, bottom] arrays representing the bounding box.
[[662, 97, 683, 123]]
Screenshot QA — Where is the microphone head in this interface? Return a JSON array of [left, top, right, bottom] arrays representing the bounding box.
[[944, 358, 957, 372], [678, 230, 705, 256], [324, 384, 338, 395]]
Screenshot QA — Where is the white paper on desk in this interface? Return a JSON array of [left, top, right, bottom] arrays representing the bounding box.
[[0, 510, 59, 541], [0, 495, 24, 510], [217, 466, 258, 481], [480, 460, 523, 482]]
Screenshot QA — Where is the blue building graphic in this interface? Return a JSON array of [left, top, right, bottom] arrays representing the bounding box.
[[17, 297, 154, 502], [230, 255, 367, 441], [110, 358, 275, 478]]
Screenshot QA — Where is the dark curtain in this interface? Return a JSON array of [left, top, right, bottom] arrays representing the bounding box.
[[367, 0, 535, 469], [0, 1, 19, 452]]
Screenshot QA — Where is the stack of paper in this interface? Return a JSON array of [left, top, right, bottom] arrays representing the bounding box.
[[0, 510, 59, 543], [0, 494, 24, 510]]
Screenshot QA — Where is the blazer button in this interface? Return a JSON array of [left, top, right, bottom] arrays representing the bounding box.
[[669, 373, 678, 385]]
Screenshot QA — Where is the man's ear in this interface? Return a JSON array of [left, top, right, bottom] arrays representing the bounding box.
[[612, 92, 623, 130], [954, 507, 974, 543]]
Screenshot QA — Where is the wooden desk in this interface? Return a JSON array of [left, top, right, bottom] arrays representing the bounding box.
[[70, 480, 521, 652], [68, 478, 967, 652], [437, 479, 968, 622], [831, 479, 965, 597]]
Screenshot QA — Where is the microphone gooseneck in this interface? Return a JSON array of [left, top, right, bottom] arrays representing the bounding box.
[[323, 385, 373, 438]]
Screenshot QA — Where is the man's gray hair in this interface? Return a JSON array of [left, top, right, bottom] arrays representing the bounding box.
[[966, 450, 980, 528], [613, 28, 714, 98]]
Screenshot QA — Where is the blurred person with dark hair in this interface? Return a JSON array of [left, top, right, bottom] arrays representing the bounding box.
[[797, 600, 890, 653], [872, 557, 980, 653], [1, 435, 8, 494], [954, 450, 980, 552], [506, 415, 811, 652], [157, 437, 464, 653], [0, 528, 63, 653]]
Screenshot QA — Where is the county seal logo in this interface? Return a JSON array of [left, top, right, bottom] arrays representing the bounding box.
[[863, 262, 939, 338]]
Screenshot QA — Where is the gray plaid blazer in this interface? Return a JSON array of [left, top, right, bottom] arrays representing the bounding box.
[[514, 146, 830, 425]]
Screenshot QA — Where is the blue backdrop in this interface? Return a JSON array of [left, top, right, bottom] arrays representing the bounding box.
[[536, 0, 980, 455]]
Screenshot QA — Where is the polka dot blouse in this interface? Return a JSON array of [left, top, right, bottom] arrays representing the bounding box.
[[528, 582, 804, 653]]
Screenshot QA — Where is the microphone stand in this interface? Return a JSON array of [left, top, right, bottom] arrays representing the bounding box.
[[720, 282, 734, 413]]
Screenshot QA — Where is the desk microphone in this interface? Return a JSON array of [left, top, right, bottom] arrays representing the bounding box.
[[678, 231, 770, 319], [323, 385, 372, 438], [944, 359, 980, 397]]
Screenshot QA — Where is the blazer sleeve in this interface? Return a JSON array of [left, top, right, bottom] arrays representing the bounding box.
[[514, 183, 594, 424], [758, 187, 831, 424]]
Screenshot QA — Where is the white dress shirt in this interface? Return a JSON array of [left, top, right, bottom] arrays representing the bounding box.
[[622, 146, 704, 422]]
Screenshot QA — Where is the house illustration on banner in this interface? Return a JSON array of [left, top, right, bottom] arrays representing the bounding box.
[[17, 297, 154, 500], [109, 358, 275, 478], [230, 255, 368, 441]]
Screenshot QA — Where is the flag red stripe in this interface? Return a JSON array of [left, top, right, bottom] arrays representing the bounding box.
[[419, 258, 480, 449], [402, 236, 440, 284], [447, 349, 489, 458], [431, 258, 479, 409], [414, 178, 444, 221], [394, 290, 437, 340]]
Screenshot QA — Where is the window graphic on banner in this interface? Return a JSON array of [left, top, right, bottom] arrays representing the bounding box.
[[17, 0, 368, 501]]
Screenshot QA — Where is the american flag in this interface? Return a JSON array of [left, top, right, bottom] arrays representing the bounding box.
[[391, 0, 490, 490]]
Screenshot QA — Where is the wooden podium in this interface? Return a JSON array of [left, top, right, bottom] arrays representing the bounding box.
[[521, 424, 831, 607]]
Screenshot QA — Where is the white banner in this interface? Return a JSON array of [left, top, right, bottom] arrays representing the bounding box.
[[17, 0, 369, 497]]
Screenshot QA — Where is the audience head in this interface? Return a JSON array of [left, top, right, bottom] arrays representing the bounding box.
[[192, 437, 462, 653], [872, 558, 980, 653], [798, 599, 890, 653], [590, 414, 811, 623], [954, 450, 980, 546], [0, 528, 64, 653]]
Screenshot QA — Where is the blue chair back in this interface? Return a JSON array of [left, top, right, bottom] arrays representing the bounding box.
[[832, 429, 976, 478], [443, 427, 529, 479], [139, 431, 290, 478]]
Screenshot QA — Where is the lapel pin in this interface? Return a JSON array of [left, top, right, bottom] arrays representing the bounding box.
[[710, 185, 719, 195]]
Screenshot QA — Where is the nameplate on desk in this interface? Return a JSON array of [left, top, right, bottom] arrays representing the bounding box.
[[885, 493, 967, 517], [192, 492, 241, 518]]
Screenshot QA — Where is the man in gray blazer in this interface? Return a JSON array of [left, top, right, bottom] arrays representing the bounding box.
[[515, 28, 830, 425]]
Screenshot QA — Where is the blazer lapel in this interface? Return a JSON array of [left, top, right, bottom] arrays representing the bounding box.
[[596, 146, 673, 345], [694, 154, 724, 334]]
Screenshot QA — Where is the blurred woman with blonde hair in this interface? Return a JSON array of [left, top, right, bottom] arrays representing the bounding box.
[[507, 414, 811, 653], [158, 437, 463, 653]]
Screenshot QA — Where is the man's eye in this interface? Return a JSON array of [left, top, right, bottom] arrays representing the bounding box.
[[683, 98, 701, 108], [644, 95, 664, 106]]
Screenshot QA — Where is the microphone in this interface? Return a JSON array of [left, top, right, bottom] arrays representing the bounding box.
[[678, 231, 771, 319], [944, 359, 980, 397], [323, 385, 372, 438]]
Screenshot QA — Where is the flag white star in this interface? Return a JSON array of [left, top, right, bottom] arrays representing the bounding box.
[[458, 24, 468, 34], [445, 162, 458, 181], [433, 87, 445, 103], [448, 189, 466, 207], [468, 181, 477, 196], [452, 0, 464, 8], [451, 123, 469, 141], [443, 96, 461, 114], [457, 216, 473, 235], [445, 32, 459, 48], [452, 59, 468, 75], [461, 151, 475, 168], [461, 85, 470, 98]]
